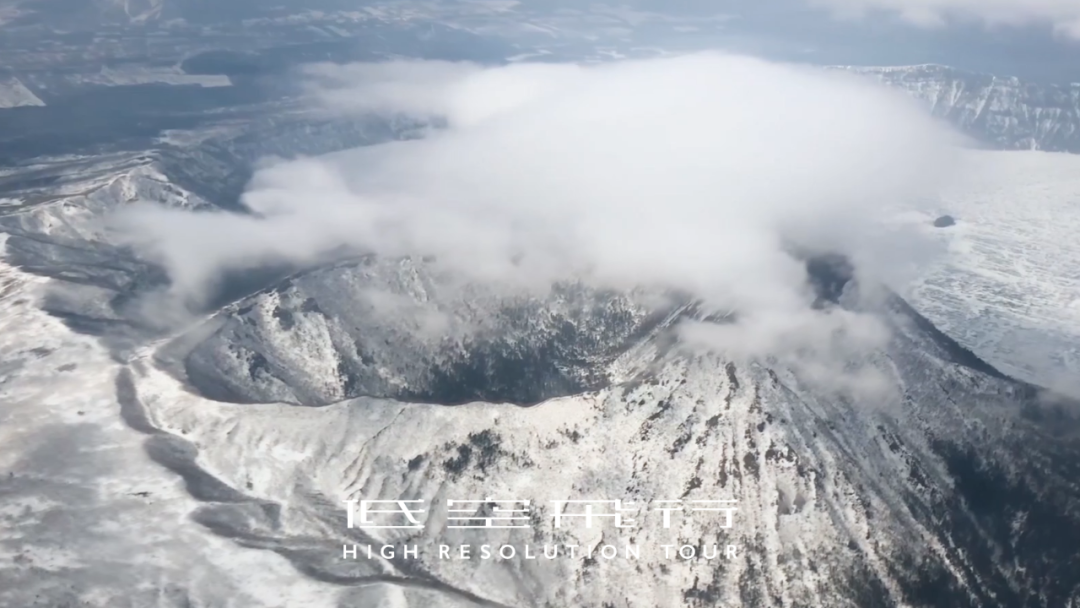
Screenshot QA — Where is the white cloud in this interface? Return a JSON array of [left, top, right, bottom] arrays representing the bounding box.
[[808, 0, 1080, 37], [114, 53, 958, 359]]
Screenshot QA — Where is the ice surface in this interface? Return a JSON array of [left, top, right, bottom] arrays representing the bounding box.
[[901, 149, 1080, 394]]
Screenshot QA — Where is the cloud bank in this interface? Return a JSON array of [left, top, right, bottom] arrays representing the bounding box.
[[115, 53, 956, 360], [808, 0, 1080, 37]]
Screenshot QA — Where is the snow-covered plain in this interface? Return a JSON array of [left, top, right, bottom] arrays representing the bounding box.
[[902, 150, 1080, 394]]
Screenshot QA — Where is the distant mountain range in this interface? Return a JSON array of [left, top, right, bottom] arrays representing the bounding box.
[[845, 64, 1080, 153]]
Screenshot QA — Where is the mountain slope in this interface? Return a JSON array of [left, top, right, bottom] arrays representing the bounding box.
[[124, 254, 1080, 608]]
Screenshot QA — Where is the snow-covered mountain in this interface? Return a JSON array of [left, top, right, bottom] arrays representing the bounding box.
[[5, 202, 1080, 607], [6, 136, 1080, 606], [122, 253, 1080, 608], [4, 48, 1080, 606], [846, 65, 1080, 153]]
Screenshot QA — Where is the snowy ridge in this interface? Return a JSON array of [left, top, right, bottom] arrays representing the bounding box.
[[0, 255, 340, 607]]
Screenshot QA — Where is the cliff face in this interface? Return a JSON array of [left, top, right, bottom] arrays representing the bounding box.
[[846, 64, 1080, 153]]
